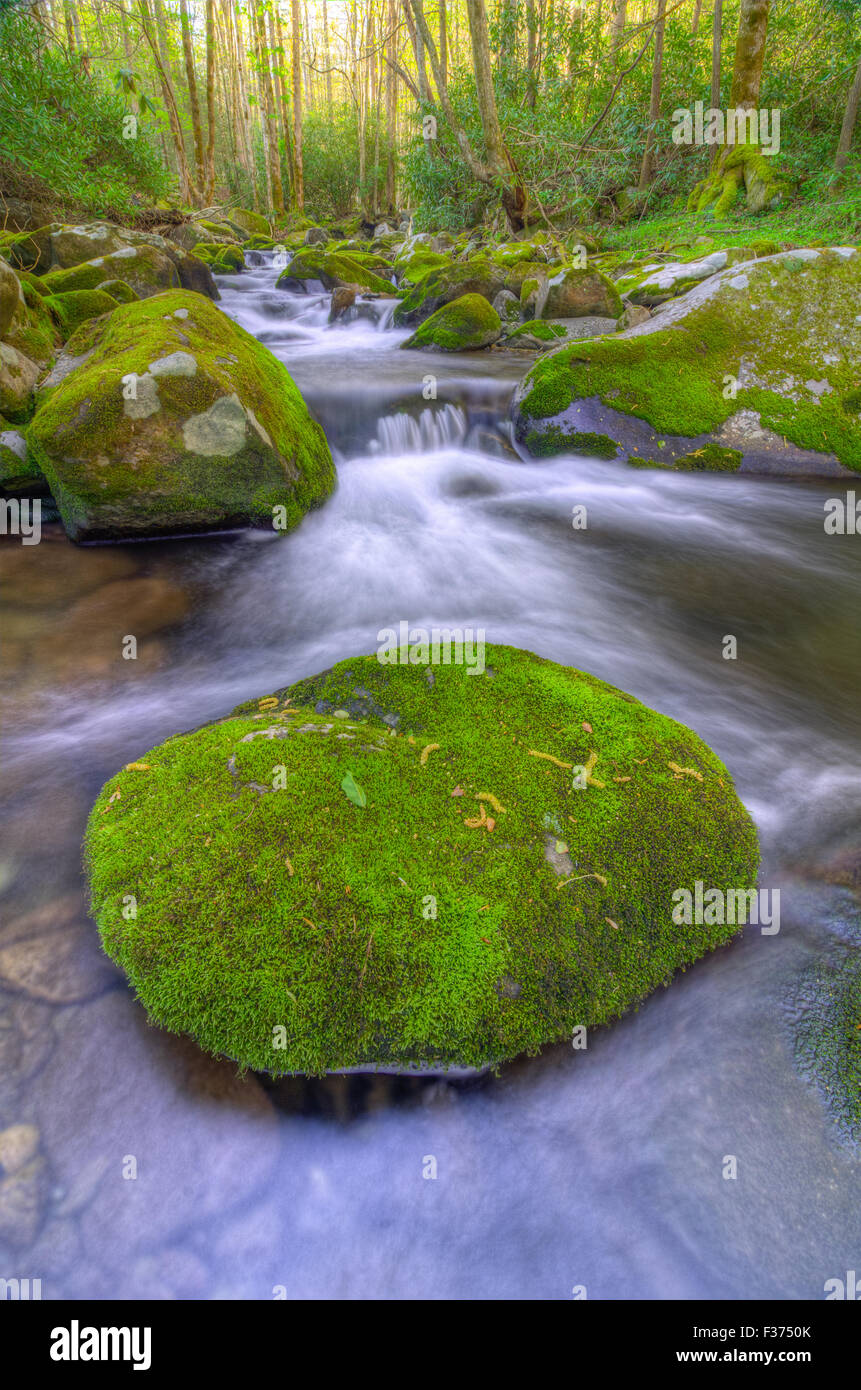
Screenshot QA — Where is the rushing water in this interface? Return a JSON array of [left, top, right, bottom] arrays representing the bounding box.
[[1, 256, 859, 1299]]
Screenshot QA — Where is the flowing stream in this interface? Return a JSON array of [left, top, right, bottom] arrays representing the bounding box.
[[1, 255, 859, 1299]]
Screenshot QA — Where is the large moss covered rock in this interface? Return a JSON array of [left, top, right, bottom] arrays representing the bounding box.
[[277, 249, 394, 294], [85, 645, 758, 1075], [230, 207, 271, 237], [41, 245, 180, 300], [512, 248, 861, 476], [402, 293, 502, 351], [27, 289, 335, 541]]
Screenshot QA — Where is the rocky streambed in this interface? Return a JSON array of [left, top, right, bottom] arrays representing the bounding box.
[[0, 218, 859, 1298]]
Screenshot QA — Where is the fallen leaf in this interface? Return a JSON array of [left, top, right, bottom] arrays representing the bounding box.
[[341, 771, 367, 807], [285, 856, 294, 876], [420, 742, 440, 765], [124, 762, 151, 772], [582, 722, 592, 733]]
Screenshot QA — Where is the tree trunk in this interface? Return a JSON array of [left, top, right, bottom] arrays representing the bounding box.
[[138, 0, 198, 204], [204, 0, 217, 203], [691, 0, 703, 36], [709, 0, 723, 163], [179, 0, 206, 198], [637, 0, 666, 190], [322, 0, 333, 118], [834, 51, 861, 176], [291, 0, 304, 212], [274, 7, 297, 196], [609, 0, 627, 67], [729, 0, 771, 110]]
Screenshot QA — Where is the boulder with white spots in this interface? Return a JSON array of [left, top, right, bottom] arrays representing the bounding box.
[[27, 290, 335, 541], [512, 248, 861, 476]]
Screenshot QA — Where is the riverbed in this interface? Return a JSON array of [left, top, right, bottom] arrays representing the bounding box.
[[0, 256, 859, 1299]]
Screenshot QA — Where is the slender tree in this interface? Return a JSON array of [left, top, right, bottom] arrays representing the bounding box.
[[834, 50, 861, 175], [638, 0, 666, 190], [291, 0, 304, 210]]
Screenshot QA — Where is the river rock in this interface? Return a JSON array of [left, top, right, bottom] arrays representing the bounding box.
[[277, 249, 394, 294], [41, 244, 180, 300], [0, 257, 24, 338], [33, 990, 280, 1257], [535, 266, 623, 319], [512, 247, 861, 475], [84, 645, 758, 1075], [401, 293, 502, 351], [230, 207, 271, 238], [0, 927, 121, 1003], [0, 342, 39, 421], [27, 289, 335, 541]]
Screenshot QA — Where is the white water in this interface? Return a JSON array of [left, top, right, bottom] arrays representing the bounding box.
[[1, 257, 859, 1299]]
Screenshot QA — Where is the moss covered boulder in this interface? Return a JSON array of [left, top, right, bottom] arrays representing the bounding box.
[[512, 248, 861, 476], [41, 245, 180, 300], [27, 289, 335, 541], [394, 255, 512, 325], [85, 645, 758, 1075], [402, 294, 502, 352], [535, 267, 622, 320], [277, 250, 394, 295], [44, 288, 118, 339], [192, 241, 245, 275]]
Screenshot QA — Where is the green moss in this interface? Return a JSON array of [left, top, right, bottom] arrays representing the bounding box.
[[402, 293, 502, 351], [230, 207, 271, 237], [197, 219, 241, 240], [525, 426, 619, 459], [27, 289, 335, 540], [44, 288, 117, 338], [518, 251, 861, 471], [277, 249, 395, 294], [85, 644, 759, 1075], [794, 945, 861, 1141], [193, 242, 245, 273], [4, 283, 59, 366], [506, 319, 566, 344], [395, 255, 508, 324], [95, 278, 138, 304]]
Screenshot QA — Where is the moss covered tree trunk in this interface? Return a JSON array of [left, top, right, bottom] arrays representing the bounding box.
[[689, 0, 783, 218], [834, 51, 861, 177]]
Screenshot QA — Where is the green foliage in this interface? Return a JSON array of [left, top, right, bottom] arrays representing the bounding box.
[[0, 8, 168, 219]]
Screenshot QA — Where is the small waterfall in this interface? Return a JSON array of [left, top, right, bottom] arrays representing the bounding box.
[[369, 403, 468, 456]]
